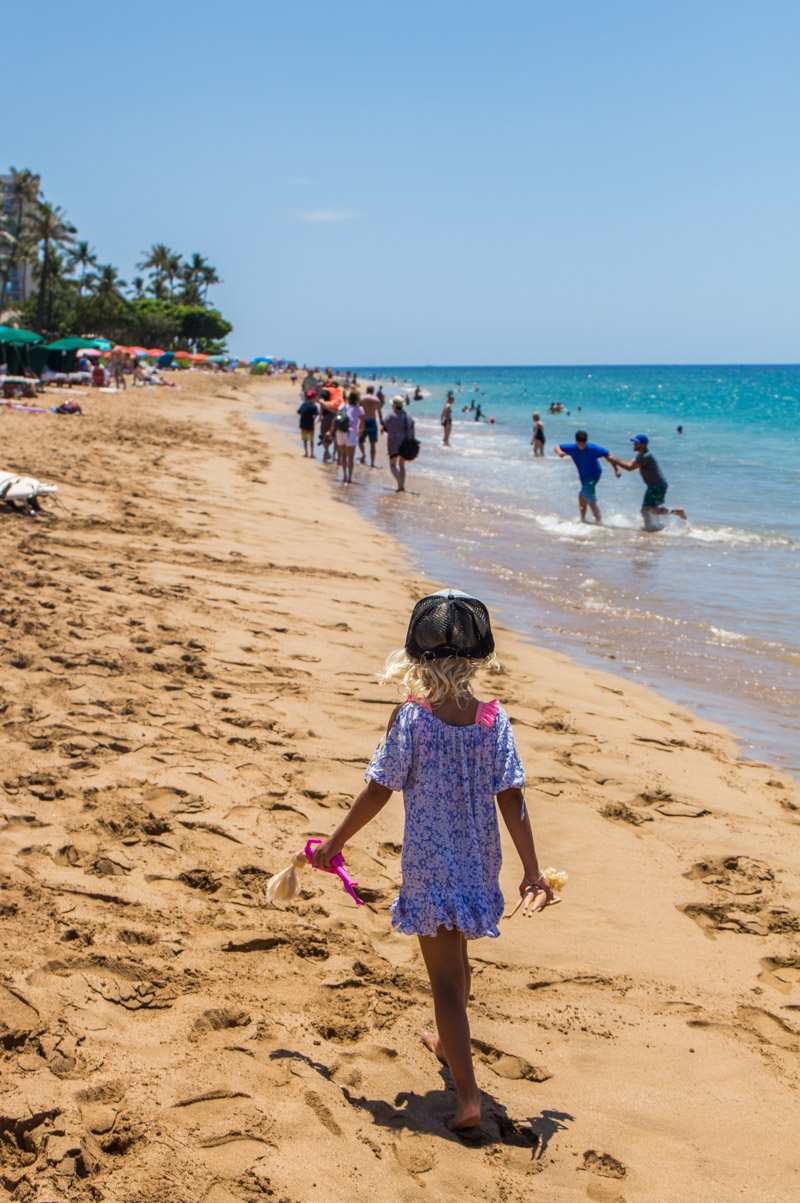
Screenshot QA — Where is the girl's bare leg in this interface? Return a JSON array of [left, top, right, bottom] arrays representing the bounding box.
[[418, 927, 481, 1129]]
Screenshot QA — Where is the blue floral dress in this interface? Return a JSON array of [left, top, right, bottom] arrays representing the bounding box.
[[366, 698, 525, 939]]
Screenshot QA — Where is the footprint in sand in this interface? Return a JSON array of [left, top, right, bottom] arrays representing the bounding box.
[[758, 955, 800, 995], [470, 1038, 552, 1082], [688, 1006, 800, 1053]]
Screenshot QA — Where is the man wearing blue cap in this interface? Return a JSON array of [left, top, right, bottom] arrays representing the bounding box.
[[610, 435, 687, 531]]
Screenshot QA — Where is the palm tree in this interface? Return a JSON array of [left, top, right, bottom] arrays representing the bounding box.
[[94, 264, 127, 309], [177, 262, 202, 305], [0, 167, 40, 314], [137, 243, 173, 300], [201, 263, 221, 302], [129, 275, 145, 299], [27, 200, 76, 333], [165, 252, 182, 299], [69, 239, 98, 299]]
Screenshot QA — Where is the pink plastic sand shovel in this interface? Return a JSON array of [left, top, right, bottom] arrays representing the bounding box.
[[304, 838, 365, 906]]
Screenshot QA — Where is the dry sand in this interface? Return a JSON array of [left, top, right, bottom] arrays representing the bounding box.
[[1, 372, 798, 1203]]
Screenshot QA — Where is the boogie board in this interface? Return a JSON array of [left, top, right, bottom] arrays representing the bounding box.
[[0, 471, 59, 503]]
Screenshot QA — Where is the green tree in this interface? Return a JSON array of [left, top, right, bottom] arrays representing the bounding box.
[[68, 239, 98, 299], [165, 252, 183, 299], [129, 275, 145, 299], [27, 200, 76, 333], [178, 262, 202, 305], [0, 167, 40, 315], [201, 263, 221, 301], [137, 243, 173, 300]]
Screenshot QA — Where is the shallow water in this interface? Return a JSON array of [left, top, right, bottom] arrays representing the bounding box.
[[259, 364, 800, 775]]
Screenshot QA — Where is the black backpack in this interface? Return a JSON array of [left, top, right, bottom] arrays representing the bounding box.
[[333, 409, 350, 433]]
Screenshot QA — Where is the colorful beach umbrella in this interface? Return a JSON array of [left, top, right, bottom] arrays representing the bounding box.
[[172, 351, 192, 360], [148, 348, 165, 357]]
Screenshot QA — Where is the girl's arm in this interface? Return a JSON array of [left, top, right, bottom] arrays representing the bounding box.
[[313, 702, 401, 868], [311, 778, 393, 868], [496, 787, 558, 909]]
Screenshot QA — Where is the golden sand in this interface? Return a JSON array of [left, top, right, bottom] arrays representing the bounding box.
[[1, 373, 798, 1202]]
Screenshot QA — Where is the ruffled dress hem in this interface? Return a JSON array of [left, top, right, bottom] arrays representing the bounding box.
[[390, 893, 502, 940]]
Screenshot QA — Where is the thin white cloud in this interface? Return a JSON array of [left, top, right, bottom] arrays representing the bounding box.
[[297, 209, 364, 223]]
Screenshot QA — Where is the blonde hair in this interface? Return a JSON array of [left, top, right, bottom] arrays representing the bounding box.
[[379, 647, 500, 708]]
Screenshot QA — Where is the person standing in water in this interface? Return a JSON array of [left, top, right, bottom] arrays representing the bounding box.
[[312, 590, 558, 1130], [441, 395, 453, 445], [554, 429, 621, 523], [383, 395, 415, 492], [531, 412, 545, 457], [358, 385, 384, 467], [610, 435, 687, 531]]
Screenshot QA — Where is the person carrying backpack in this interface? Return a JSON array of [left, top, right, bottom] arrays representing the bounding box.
[[334, 390, 365, 484]]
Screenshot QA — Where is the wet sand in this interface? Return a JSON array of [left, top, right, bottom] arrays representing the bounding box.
[[1, 372, 798, 1203]]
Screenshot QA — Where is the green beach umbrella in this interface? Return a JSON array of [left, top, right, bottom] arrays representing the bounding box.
[[45, 336, 100, 351], [0, 326, 43, 345]]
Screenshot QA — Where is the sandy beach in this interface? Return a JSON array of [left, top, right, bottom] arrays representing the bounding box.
[[1, 372, 798, 1203]]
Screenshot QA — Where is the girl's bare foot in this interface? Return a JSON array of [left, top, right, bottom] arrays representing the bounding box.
[[447, 1095, 482, 1130], [421, 1030, 447, 1065]]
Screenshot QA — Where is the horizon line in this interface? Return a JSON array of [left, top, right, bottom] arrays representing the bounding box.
[[342, 361, 800, 370]]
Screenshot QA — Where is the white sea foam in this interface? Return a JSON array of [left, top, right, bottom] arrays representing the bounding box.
[[534, 514, 599, 538], [710, 626, 746, 642]]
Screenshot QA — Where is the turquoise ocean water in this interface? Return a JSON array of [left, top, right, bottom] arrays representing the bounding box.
[[265, 365, 800, 774]]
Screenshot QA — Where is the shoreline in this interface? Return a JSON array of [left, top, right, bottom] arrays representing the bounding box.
[[260, 371, 800, 778], [1, 371, 798, 1202]]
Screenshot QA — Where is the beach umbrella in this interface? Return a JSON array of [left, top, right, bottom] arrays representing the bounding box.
[[81, 348, 100, 358], [0, 326, 44, 345], [250, 356, 273, 364], [129, 346, 148, 356], [45, 336, 99, 351], [205, 354, 227, 363], [173, 350, 192, 360], [239, 359, 249, 365], [147, 348, 165, 357], [191, 353, 210, 362], [155, 353, 174, 367]]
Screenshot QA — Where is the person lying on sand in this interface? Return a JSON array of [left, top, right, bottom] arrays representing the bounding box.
[[312, 589, 558, 1131]]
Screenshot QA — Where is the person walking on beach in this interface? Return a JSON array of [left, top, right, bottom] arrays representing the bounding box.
[[358, 385, 384, 466], [297, 390, 319, 458], [383, 395, 416, 492], [441, 395, 453, 445], [334, 389, 365, 484], [312, 589, 558, 1131], [110, 348, 126, 390], [531, 412, 545, 457], [554, 429, 621, 523], [609, 434, 688, 531], [317, 388, 337, 462]]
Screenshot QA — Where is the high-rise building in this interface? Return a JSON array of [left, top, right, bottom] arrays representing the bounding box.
[[1, 173, 40, 307]]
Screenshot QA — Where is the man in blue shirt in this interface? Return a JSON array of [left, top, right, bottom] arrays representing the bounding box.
[[554, 429, 620, 523]]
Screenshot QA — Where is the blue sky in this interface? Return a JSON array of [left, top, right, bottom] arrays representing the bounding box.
[[6, 0, 799, 364]]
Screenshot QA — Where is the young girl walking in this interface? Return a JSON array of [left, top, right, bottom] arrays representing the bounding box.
[[312, 589, 558, 1130]]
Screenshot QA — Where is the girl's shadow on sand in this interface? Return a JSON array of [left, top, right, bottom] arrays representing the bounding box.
[[270, 1049, 573, 1155]]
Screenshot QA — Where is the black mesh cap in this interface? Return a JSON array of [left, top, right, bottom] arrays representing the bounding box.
[[405, 589, 494, 661]]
